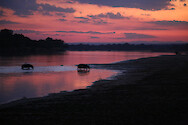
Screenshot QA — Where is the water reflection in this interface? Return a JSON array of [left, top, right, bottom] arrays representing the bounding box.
[[0, 51, 173, 66], [77, 70, 90, 76], [0, 69, 117, 104], [0, 51, 173, 104]]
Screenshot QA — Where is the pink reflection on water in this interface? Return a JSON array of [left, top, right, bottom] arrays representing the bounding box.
[[0, 51, 173, 104], [0, 69, 117, 103], [0, 51, 173, 66]]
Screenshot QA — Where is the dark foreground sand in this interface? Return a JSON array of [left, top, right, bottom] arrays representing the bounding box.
[[0, 55, 188, 125]]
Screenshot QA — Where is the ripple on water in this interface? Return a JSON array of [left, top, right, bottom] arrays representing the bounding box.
[[0, 66, 77, 74]]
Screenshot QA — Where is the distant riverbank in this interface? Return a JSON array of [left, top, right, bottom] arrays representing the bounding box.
[[67, 43, 188, 53], [0, 29, 67, 56], [0, 55, 188, 125]]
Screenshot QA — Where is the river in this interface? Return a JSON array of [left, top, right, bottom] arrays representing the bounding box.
[[0, 51, 173, 104]]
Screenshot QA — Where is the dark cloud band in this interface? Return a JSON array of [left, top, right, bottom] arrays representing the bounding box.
[[90, 36, 100, 39], [56, 31, 115, 34], [0, 0, 75, 16], [39, 4, 75, 13], [88, 12, 128, 19], [1, 0, 38, 16], [148, 20, 188, 26], [124, 33, 156, 39], [0, 20, 20, 24], [14, 30, 40, 34], [74, 0, 171, 10]]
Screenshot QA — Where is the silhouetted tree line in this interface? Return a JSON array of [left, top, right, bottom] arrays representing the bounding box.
[[0, 29, 68, 56], [68, 43, 188, 52]]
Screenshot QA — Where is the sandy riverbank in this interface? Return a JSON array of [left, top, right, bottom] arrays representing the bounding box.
[[0, 55, 188, 125]]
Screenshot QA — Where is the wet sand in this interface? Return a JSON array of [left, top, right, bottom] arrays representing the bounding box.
[[0, 55, 188, 125]]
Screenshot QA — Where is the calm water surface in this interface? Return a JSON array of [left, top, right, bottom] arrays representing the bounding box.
[[0, 51, 173, 104]]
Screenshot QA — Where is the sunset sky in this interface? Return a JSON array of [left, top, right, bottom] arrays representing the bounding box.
[[0, 0, 188, 44]]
